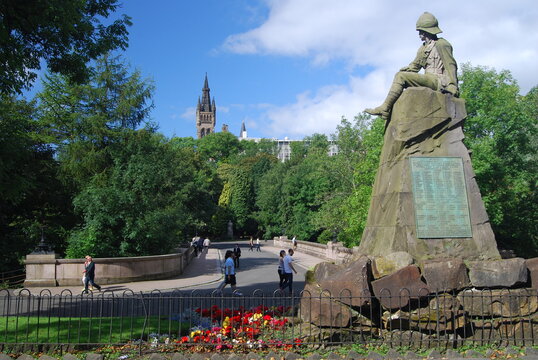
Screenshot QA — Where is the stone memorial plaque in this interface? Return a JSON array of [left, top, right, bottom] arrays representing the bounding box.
[[410, 157, 472, 238]]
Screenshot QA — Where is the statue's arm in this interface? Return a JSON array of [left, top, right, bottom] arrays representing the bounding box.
[[400, 45, 425, 72], [436, 39, 459, 96]]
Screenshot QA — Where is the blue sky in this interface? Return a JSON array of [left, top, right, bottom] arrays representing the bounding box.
[[40, 0, 538, 140]]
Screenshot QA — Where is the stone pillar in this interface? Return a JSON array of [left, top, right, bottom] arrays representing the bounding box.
[[358, 87, 500, 262], [24, 253, 58, 287]]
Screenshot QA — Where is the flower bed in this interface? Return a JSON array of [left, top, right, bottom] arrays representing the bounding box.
[[174, 304, 303, 351]]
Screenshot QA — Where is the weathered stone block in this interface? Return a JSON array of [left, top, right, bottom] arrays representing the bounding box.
[[17, 355, 34, 360], [371, 265, 429, 309], [458, 288, 538, 317], [373, 251, 414, 279], [383, 294, 466, 332], [380, 330, 431, 348], [467, 258, 527, 287], [317, 256, 372, 307], [300, 284, 353, 327], [421, 258, 470, 292], [312, 262, 344, 284], [85, 354, 103, 360]]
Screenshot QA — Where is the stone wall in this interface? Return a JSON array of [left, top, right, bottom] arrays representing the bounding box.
[[272, 236, 356, 264], [24, 247, 195, 287], [301, 256, 538, 346]]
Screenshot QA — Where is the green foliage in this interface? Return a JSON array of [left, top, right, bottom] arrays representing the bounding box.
[[197, 131, 243, 162], [0, 0, 131, 94], [66, 131, 214, 258], [38, 54, 155, 188], [215, 152, 278, 237], [255, 162, 287, 238], [0, 96, 74, 271], [311, 115, 384, 247], [460, 64, 537, 255]]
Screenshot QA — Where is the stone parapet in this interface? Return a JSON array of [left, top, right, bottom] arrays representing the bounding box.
[[272, 237, 356, 264], [24, 247, 195, 287]]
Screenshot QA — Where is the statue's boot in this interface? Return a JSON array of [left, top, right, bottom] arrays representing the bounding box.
[[364, 91, 400, 120], [364, 78, 405, 119]]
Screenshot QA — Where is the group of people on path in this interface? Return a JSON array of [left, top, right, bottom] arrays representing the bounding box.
[[278, 249, 297, 294], [217, 240, 299, 296], [82, 255, 101, 294], [191, 236, 211, 256], [248, 236, 262, 252]]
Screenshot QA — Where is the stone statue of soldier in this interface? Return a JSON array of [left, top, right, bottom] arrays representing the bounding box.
[[365, 12, 459, 120]]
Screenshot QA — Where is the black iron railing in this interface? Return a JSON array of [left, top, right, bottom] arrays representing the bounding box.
[[0, 269, 25, 288], [1, 287, 537, 352]]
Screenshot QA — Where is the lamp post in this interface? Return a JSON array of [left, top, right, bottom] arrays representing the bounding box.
[[30, 226, 54, 255]]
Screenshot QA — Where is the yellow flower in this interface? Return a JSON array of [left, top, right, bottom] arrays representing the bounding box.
[[222, 316, 230, 328], [190, 330, 202, 338]]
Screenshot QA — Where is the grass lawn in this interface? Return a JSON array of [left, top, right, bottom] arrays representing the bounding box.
[[0, 316, 189, 344]]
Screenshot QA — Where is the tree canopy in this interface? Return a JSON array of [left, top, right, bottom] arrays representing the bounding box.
[[0, 0, 131, 94]]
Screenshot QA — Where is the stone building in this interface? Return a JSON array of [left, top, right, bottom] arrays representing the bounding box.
[[196, 75, 338, 160], [196, 74, 216, 139]]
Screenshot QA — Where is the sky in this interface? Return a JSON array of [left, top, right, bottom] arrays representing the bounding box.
[[89, 0, 538, 140]]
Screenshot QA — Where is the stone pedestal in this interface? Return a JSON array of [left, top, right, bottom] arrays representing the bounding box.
[[358, 87, 500, 261], [24, 253, 58, 287]]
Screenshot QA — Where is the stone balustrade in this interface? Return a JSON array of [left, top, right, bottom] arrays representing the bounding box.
[[272, 236, 358, 264], [24, 247, 195, 287]]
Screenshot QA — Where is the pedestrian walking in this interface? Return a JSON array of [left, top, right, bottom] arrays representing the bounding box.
[[203, 237, 211, 253], [277, 250, 286, 289], [256, 238, 261, 251], [292, 236, 297, 251], [217, 250, 242, 295], [248, 237, 254, 251], [233, 244, 242, 268], [191, 236, 199, 256], [197, 237, 204, 256], [82, 255, 101, 294], [281, 249, 297, 295]]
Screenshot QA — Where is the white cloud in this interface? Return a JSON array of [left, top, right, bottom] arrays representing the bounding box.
[[180, 107, 196, 122], [222, 0, 538, 138]]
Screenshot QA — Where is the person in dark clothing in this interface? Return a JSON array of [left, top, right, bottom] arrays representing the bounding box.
[[82, 255, 101, 293], [277, 250, 286, 289], [233, 244, 242, 268], [197, 237, 204, 256]]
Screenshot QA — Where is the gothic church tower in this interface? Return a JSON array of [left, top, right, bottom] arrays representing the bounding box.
[[196, 74, 216, 139]]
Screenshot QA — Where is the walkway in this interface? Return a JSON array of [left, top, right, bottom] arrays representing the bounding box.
[[12, 241, 325, 296]]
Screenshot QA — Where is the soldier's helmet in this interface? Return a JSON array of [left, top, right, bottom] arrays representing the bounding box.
[[416, 12, 442, 35]]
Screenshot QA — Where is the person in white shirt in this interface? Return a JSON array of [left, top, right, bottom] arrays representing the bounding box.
[[216, 250, 242, 295], [256, 238, 261, 252], [281, 249, 297, 294], [203, 237, 210, 253]]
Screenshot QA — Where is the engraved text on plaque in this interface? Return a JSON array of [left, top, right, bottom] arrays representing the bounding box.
[[410, 157, 472, 238]]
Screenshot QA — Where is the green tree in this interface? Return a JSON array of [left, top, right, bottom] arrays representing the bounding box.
[[66, 130, 214, 257], [276, 134, 334, 241], [216, 153, 277, 237], [460, 64, 538, 255], [256, 162, 287, 238], [312, 115, 384, 246], [38, 54, 154, 188], [197, 132, 243, 163], [0, 96, 73, 271], [0, 0, 131, 94]]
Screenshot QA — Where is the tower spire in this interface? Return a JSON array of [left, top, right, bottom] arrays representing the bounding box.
[[196, 73, 217, 139]]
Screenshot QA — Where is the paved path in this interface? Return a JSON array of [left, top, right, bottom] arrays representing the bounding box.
[[13, 241, 325, 296]]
